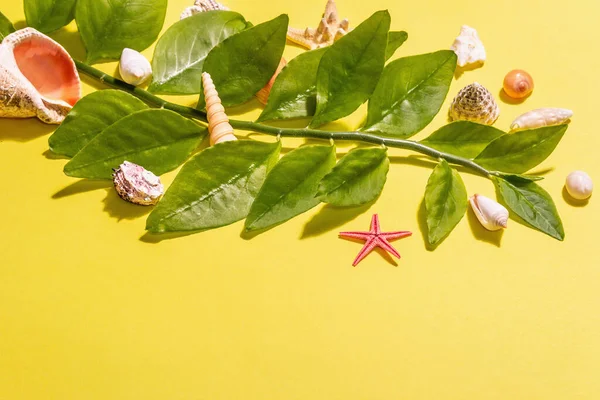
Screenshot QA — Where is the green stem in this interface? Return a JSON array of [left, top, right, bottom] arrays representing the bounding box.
[[75, 60, 492, 177]]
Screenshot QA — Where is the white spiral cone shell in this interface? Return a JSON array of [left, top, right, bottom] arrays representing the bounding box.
[[202, 72, 236, 146], [0, 28, 81, 124], [469, 194, 509, 231], [510, 108, 573, 132]]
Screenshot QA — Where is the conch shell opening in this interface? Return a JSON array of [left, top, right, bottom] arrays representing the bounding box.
[[0, 28, 81, 124]]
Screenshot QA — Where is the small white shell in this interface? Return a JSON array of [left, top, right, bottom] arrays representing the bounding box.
[[510, 108, 573, 132], [469, 194, 509, 231], [180, 0, 228, 19], [119, 48, 152, 86], [113, 161, 164, 206], [565, 171, 593, 200], [449, 82, 500, 125], [450, 25, 486, 68]]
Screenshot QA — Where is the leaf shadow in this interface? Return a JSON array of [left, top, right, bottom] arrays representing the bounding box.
[[49, 27, 87, 62], [13, 20, 27, 29], [43, 149, 70, 160], [300, 203, 373, 239], [562, 186, 591, 207], [466, 205, 504, 247], [0, 118, 56, 142], [226, 99, 263, 117], [102, 189, 153, 221], [139, 230, 200, 244], [416, 199, 436, 251], [52, 179, 111, 199], [498, 88, 531, 105], [454, 62, 483, 79], [526, 167, 554, 176]]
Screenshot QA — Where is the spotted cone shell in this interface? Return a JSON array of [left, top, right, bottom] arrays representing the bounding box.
[[449, 82, 499, 125], [0, 28, 81, 124]]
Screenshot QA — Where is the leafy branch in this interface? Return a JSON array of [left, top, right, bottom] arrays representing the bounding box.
[[1, 2, 569, 246]]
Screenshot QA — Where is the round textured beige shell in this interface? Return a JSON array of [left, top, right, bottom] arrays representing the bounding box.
[[449, 82, 499, 125], [202, 72, 236, 146], [0, 28, 81, 124]]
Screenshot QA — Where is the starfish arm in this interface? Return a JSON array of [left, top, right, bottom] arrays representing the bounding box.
[[379, 231, 413, 240], [370, 214, 381, 233], [286, 28, 316, 50], [339, 231, 372, 240], [376, 237, 402, 259], [353, 237, 377, 266]]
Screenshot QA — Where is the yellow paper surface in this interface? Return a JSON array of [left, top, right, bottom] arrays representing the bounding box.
[[1, 0, 600, 398]]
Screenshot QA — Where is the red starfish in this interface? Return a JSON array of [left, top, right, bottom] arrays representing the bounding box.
[[339, 214, 412, 266]]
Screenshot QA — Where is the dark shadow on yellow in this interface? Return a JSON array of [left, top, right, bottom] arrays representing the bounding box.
[[43, 149, 69, 160], [454, 62, 483, 79], [301, 203, 373, 239], [498, 88, 531, 105], [562, 186, 591, 207], [0, 118, 56, 142], [102, 189, 152, 221], [466, 206, 503, 247], [14, 20, 27, 30], [140, 230, 200, 244], [52, 179, 111, 198]]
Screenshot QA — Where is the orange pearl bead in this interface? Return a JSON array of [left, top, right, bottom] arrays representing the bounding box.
[[503, 69, 534, 99]]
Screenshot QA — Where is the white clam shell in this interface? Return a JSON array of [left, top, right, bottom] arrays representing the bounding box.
[[469, 194, 509, 231], [449, 82, 499, 125], [119, 48, 152, 86], [450, 25, 486, 68], [565, 171, 593, 200], [510, 108, 573, 132], [113, 161, 164, 206], [0, 28, 81, 124]]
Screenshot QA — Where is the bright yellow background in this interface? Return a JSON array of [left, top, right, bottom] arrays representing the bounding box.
[[1, 0, 600, 398]]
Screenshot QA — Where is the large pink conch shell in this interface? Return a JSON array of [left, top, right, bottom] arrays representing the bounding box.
[[0, 28, 81, 124]]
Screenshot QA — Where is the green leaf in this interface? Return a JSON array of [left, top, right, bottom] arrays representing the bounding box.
[[64, 109, 206, 179], [474, 125, 568, 174], [257, 47, 327, 122], [492, 176, 564, 241], [362, 50, 457, 138], [245, 144, 336, 232], [148, 11, 250, 95], [146, 140, 281, 233], [385, 31, 408, 60], [496, 172, 544, 184], [310, 10, 390, 128], [76, 0, 168, 64], [24, 0, 77, 33], [425, 159, 468, 246], [49, 90, 148, 157], [198, 14, 288, 108], [420, 121, 505, 158], [0, 11, 16, 39], [317, 147, 389, 206]]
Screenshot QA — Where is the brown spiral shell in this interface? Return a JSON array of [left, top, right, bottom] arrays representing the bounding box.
[[202, 72, 237, 146]]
